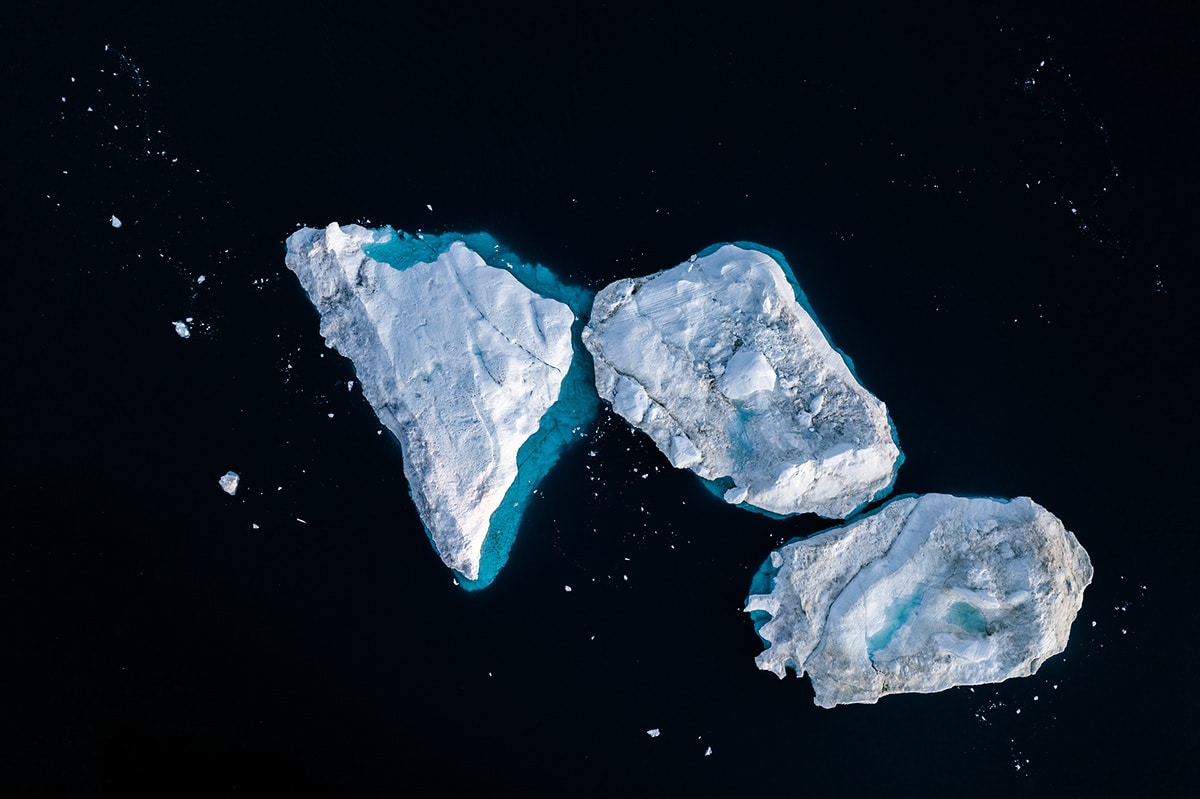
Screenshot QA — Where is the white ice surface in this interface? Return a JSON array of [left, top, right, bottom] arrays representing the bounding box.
[[173, 320, 190, 339], [284, 223, 575, 580], [745, 494, 1093, 707], [219, 471, 239, 495], [583, 244, 900, 518]]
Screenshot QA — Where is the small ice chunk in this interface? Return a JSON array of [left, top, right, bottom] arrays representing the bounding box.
[[197, 274, 206, 284], [172, 320, 191, 338], [646, 729, 660, 738], [724, 485, 749, 505], [704, 746, 713, 756], [564, 585, 572, 592], [218, 471, 240, 495], [110, 215, 123, 228]]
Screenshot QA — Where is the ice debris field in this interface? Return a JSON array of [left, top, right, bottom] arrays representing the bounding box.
[[284, 222, 1092, 705]]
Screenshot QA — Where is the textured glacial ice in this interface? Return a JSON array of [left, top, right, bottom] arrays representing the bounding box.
[[284, 223, 596, 589], [583, 243, 902, 518], [745, 493, 1093, 707]]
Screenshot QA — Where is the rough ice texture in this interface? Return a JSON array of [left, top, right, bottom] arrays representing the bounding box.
[[284, 223, 575, 583], [745, 493, 1093, 707], [582, 243, 901, 518]]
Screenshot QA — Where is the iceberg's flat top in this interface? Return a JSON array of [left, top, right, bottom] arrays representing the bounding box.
[[582, 243, 901, 518], [285, 223, 577, 584], [745, 493, 1093, 707]]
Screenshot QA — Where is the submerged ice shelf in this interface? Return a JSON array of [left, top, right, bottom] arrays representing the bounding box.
[[583, 243, 902, 519], [745, 494, 1093, 707], [285, 223, 596, 589]]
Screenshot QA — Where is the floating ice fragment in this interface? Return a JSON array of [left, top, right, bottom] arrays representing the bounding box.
[[110, 215, 122, 228], [747, 494, 1092, 706], [584, 243, 901, 518], [646, 729, 660, 738], [197, 274, 206, 284], [724, 485, 748, 505], [218, 471, 240, 495], [284, 223, 592, 590], [564, 585, 572, 592], [173, 320, 190, 339], [704, 746, 713, 756]]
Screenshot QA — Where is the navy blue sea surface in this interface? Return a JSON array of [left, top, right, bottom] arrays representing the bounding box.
[[3, 2, 1197, 795]]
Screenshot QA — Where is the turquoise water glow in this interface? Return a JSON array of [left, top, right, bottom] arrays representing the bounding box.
[[946, 601, 989, 635], [866, 588, 925, 659]]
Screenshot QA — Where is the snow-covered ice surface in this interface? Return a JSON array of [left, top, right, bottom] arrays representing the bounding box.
[[583, 243, 902, 518], [285, 223, 596, 588], [745, 493, 1093, 707]]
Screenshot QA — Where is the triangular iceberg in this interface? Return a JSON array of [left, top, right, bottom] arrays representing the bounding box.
[[285, 223, 596, 588]]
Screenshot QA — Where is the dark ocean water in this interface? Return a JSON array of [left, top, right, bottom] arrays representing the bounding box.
[[4, 2, 1198, 795]]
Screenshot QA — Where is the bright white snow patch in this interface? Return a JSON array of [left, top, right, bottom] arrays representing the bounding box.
[[218, 471, 240, 495], [173, 320, 190, 339], [110, 215, 122, 228], [717, 348, 776, 400], [583, 244, 900, 518], [745, 494, 1093, 707], [646, 729, 660, 738]]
